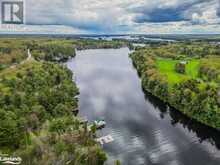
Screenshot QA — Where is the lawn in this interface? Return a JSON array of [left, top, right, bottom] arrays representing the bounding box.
[[156, 58, 200, 85]]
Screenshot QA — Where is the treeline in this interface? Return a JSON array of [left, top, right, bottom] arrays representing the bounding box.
[[0, 39, 27, 70], [139, 42, 220, 59], [199, 58, 220, 83], [26, 40, 75, 62], [73, 39, 130, 50], [0, 61, 106, 164], [130, 46, 220, 129], [26, 39, 130, 62], [0, 38, 130, 67]]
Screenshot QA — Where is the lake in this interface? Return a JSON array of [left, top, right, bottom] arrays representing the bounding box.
[[67, 48, 220, 165]]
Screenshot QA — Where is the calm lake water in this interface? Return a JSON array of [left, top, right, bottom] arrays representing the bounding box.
[[67, 48, 220, 165]]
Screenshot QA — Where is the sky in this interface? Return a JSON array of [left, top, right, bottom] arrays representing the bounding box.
[[0, 0, 220, 34]]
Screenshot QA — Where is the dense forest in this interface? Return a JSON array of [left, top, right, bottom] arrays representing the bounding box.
[[2, 37, 220, 163], [0, 38, 130, 64], [0, 39, 27, 70], [130, 42, 220, 129], [0, 38, 129, 165], [26, 38, 130, 62]]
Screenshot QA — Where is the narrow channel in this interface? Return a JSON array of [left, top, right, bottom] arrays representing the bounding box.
[[67, 48, 220, 165]]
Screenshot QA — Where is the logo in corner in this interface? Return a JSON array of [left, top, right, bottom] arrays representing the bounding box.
[[1, 1, 24, 24], [0, 155, 22, 164]]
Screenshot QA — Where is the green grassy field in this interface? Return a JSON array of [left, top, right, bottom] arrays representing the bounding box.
[[156, 58, 200, 85], [130, 43, 220, 129]]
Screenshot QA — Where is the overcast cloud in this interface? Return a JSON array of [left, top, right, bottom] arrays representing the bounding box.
[[0, 0, 220, 34]]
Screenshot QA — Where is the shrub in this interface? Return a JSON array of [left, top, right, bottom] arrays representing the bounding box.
[[175, 62, 186, 74]]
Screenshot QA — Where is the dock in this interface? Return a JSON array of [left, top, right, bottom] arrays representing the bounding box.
[[96, 135, 114, 145]]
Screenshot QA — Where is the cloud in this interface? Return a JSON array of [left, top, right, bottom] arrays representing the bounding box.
[[25, 0, 136, 33], [0, 0, 220, 34], [190, 1, 220, 25], [132, 0, 220, 24]]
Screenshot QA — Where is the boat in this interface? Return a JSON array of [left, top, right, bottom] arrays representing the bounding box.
[[93, 119, 106, 129]]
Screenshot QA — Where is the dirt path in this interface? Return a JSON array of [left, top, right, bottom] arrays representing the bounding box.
[[10, 49, 33, 69]]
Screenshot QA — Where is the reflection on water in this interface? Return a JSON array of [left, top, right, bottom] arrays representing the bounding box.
[[67, 48, 220, 165], [144, 92, 220, 150]]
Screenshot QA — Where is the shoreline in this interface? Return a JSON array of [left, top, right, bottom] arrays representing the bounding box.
[[129, 50, 220, 131]]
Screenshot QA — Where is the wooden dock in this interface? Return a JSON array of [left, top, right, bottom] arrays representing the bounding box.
[[96, 135, 114, 145]]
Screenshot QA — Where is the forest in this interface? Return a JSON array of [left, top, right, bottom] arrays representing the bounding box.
[[0, 38, 130, 65], [0, 38, 129, 165], [130, 42, 220, 129]]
